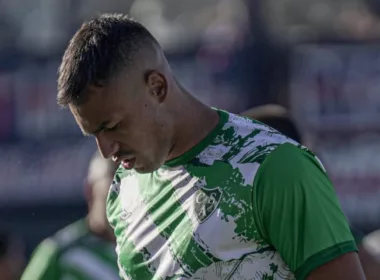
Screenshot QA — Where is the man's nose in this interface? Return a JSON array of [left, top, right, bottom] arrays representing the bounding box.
[[95, 133, 119, 159]]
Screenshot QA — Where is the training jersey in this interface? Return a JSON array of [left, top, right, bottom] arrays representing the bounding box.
[[21, 219, 119, 280], [107, 109, 357, 280]]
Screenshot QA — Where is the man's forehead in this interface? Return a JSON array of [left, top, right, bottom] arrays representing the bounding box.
[[68, 76, 141, 135], [69, 104, 109, 136], [82, 121, 109, 136], [72, 117, 97, 137]]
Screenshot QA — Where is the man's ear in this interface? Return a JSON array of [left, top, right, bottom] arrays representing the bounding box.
[[145, 70, 167, 103]]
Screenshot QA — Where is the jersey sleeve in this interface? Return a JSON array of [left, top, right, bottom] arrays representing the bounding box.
[[252, 143, 357, 280], [21, 239, 59, 280]]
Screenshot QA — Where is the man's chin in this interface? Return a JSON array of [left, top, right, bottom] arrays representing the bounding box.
[[133, 162, 161, 174], [134, 166, 152, 174]]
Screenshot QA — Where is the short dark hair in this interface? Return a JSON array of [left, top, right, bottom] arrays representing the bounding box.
[[256, 115, 302, 143], [241, 104, 303, 143], [57, 14, 158, 107]]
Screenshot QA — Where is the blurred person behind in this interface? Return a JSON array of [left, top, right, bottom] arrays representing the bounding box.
[[241, 104, 380, 280], [0, 229, 25, 280], [21, 152, 119, 280], [362, 229, 380, 262]]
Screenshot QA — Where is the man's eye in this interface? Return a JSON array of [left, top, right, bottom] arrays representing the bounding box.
[[105, 123, 119, 132]]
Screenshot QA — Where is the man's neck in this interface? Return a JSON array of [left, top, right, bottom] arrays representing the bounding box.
[[167, 92, 220, 162]]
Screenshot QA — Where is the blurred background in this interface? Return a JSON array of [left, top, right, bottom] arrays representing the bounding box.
[[1, 0, 380, 277]]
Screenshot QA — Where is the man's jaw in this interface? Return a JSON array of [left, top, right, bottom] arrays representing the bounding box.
[[112, 155, 136, 169]]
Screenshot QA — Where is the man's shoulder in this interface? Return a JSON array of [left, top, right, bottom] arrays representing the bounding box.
[[214, 111, 300, 165]]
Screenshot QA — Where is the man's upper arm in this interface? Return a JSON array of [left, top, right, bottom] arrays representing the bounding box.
[[307, 252, 365, 279], [252, 143, 363, 280], [21, 239, 59, 280]]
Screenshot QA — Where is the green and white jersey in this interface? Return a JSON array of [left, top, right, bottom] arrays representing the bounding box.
[[21, 219, 119, 280], [107, 110, 357, 280]]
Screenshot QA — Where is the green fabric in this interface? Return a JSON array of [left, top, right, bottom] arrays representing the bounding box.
[[253, 143, 357, 280], [164, 109, 229, 167], [21, 219, 119, 280]]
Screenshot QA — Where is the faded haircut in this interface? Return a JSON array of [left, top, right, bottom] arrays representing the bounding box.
[[57, 14, 158, 107]]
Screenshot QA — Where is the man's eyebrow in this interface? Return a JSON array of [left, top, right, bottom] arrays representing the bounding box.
[[82, 120, 110, 136]]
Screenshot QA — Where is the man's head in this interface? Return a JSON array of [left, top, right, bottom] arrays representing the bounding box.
[[85, 151, 118, 241], [241, 104, 303, 144], [58, 14, 178, 173]]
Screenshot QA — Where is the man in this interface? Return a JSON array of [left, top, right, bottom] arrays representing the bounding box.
[[241, 103, 380, 280], [57, 14, 365, 279], [0, 229, 25, 280], [21, 152, 119, 280]]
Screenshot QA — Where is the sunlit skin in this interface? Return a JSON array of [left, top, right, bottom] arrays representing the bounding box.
[[69, 46, 219, 173]]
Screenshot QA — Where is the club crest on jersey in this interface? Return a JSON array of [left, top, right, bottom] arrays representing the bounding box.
[[194, 187, 222, 223]]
